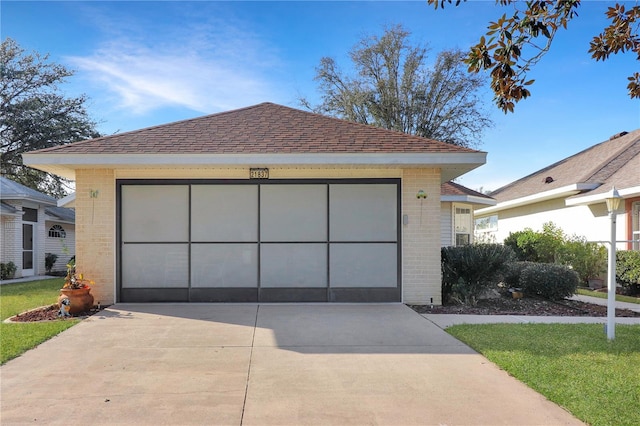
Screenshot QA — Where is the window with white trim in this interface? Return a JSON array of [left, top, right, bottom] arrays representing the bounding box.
[[48, 224, 66, 238], [453, 204, 472, 246]]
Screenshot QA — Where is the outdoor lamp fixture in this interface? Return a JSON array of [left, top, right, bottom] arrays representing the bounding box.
[[605, 186, 622, 340]]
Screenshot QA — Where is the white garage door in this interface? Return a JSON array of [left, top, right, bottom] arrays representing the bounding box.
[[118, 179, 400, 302]]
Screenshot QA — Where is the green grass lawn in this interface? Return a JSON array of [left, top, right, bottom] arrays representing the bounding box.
[[448, 323, 640, 426], [0, 278, 78, 364], [576, 287, 640, 304]]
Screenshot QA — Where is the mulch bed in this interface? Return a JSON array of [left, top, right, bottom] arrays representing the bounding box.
[[7, 304, 105, 323], [409, 296, 640, 317]]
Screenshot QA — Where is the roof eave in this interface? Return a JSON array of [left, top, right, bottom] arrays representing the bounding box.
[[565, 185, 640, 206], [441, 195, 497, 206], [23, 152, 487, 181], [476, 183, 601, 215]]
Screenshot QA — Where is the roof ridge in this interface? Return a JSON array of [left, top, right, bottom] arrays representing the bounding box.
[[30, 102, 483, 155], [583, 131, 640, 183], [32, 103, 276, 154], [489, 131, 639, 196]]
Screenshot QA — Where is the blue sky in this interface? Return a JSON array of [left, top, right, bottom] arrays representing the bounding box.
[[3, 1, 638, 191]]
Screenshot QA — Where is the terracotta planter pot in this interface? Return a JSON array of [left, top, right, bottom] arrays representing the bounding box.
[[58, 287, 94, 314]]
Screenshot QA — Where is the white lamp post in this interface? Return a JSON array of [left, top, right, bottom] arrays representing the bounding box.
[[605, 187, 622, 340]]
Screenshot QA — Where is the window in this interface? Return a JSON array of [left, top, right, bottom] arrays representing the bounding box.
[[22, 207, 38, 222], [475, 215, 498, 233], [48, 225, 66, 238], [453, 204, 472, 246]]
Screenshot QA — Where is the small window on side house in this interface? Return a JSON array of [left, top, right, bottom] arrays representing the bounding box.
[[454, 205, 472, 246], [49, 225, 66, 238]]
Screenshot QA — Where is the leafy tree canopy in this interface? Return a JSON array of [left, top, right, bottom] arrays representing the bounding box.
[[428, 0, 639, 113], [1, 38, 100, 197], [301, 24, 493, 148]]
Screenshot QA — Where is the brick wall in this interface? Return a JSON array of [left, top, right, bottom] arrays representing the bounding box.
[[75, 169, 116, 305], [80, 167, 441, 304], [401, 169, 442, 305]]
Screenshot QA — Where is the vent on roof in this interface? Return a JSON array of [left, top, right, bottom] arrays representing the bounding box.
[[544, 176, 554, 184], [609, 131, 628, 140]]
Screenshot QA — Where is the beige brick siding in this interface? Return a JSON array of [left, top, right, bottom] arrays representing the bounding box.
[[401, 169, 442, 305], [75, 169, 116, 305], [80, 166, 440, 304]]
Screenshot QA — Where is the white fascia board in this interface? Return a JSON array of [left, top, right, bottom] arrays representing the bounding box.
[[23, 151, 486, 179], [566, 185, 640, 206], [44, 216, 75, 225], [441, 195, 497, 206], [23, 152, 486, 166], [476, 183, 601, 215], [57, 192, 76, 208]]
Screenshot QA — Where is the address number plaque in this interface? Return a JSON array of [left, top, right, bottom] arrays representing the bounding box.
[[249, 168, 269, 179]]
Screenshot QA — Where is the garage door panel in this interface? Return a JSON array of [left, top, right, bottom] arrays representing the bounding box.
[[260, 185, 327, 242], [191, 244, 258, 288], [119, 180, 400, 303], [330, 243, 397, 288], [122, 185, 189, 242], [191, 185, 258, 242], [329, 184, 397, 242], [260, 243, 327, 288], [122, 244, 189, 288]]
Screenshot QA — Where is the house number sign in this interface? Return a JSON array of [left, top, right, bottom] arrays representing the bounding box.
[[250, 168, 269, 179]]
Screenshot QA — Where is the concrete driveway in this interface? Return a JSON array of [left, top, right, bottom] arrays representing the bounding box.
[[1, 304, 582, 425]]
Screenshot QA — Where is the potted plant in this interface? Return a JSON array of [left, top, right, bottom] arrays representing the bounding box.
[[58, 259, 94, 314]]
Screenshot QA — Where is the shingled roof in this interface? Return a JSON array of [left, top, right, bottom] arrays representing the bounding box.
[[441, 181, 496, 206], [31, 102, 478, 155], [489, 129, 640, 203]]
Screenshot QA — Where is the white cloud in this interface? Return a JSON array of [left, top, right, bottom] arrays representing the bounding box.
[[66, 16, 285, 115]]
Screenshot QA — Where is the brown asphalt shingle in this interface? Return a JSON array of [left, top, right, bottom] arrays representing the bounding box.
[[30, 103, 480, 155], [490, 129, 640, 202], [441, 181, 493, 200]]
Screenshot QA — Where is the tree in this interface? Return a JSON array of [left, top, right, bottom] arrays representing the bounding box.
[[1, 38, 100, 197], [301, 25, 492, 148], [428, 0, 640, 113]]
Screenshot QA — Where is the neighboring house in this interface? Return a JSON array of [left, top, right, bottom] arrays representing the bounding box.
[[475, 129, 640, 250], [0, 177, 75, 278], [23, 102, 486, 305], [440, 181, 495, 246]]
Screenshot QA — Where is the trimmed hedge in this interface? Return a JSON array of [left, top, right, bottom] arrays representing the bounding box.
[[503, 261, 536, 288], [519, 263, 579, 300], [441, 244, 516, 305]]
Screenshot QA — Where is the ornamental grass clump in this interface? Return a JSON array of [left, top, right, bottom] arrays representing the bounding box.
[[441, 244, 516, 305]]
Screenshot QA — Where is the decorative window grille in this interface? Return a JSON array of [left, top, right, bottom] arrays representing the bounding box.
[[48, 224, 66, 238]]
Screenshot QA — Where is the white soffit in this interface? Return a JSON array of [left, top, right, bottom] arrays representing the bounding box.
[[476, 183, 601, 215], [441, 195, 497, 206], [565, 185, 640, 206], [23, 152, 487, 181]]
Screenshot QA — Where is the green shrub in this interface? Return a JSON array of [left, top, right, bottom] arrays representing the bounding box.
[[504, 230, 531, 261], [519, 263, 579, 300], [503, 222, 566, 263], [616, 251, 640, 295], [1, 262, 17, 280], [559, 239, 607, 285], [45, 253, 58, 273], [441, 244, 516, 305], [503, 261, 536, 288]]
